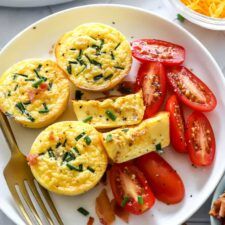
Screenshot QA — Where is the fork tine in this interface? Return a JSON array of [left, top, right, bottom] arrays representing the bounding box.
[[19, 181, 43, 225], [27, 179, 54, 225], [39, 185, 64, 225], [7, 185, 33, 225]]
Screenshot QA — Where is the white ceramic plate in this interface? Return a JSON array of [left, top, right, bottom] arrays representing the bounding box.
[[0, 0, 74, 7], [1, 4, 225, 225], [210, 175, 225, 225]]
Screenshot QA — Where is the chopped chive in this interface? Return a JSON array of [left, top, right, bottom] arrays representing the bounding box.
[[26, 113, 35, 122], [121, 196, 129, 207], [69, 61, 78, 64], [156, 143, 162, 151], [100, 39, 104, 50], [70, 48, 76, 51], [25, 78, 35, 81], [66, 163, 83, 171], [13, 74, 17, 80], [110, 51, 115, 60], [75, 90, 83, 100], [32, 79, 44, 88], [137, 196, 144, 205], [48, 148, 55, 158], [36, 64, 42, 71], [62, 139, 67, 147], [15, 102, 25, 114], [177, 14, 185, 22], [56, 142, 61, 148], [122, 128, 129, 133], [62, 151, 75, 162], [7, 91, 11, 97], [14, 84, 19, 91], [48, 82, 53, 90], [77, 49, 83, 59], [23, 101, 31, 105], [41, 76, 47, 82], [75, 132, 86, 141], [39, 103, 49, 114], [114, 66, 124, 70], [67, 64, 72, 74], [114, 42, 121, 50], [93, 74, 103, 81], [76, 65, 86, 76], [104, 74, 113, 81], [105, 110, 117, 121], [73, 147, 80, 155], [77, 207, 89, 216], [91, 59, 102, 68], [87, 166, 95, 173], [83, 116, 93, 123], [85, 54, 92, 64], [33, 69, 41, 79], [84, 136, 91, 145], [105, 134, 113, 142], [91, 44, 100, 50], [15, 73, 28, 78]]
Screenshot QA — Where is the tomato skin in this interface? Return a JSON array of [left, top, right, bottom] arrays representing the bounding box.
[[131, 39, 185, 66], [136, 62, 166, 118], [167, 66, 217, 112], [109, 163, 155, 215], [165, 95, 187, 153], [186, 111, 216, 166], [135, 152, 185, 204]]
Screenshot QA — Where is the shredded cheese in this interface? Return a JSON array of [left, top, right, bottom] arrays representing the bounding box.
[[181, 0, 225, 18]]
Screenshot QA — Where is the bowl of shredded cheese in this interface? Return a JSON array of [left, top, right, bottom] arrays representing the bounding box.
[[168, 0, 225, 30]]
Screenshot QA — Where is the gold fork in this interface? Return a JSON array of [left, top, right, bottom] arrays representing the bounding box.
[[0, 111, 64, 225]]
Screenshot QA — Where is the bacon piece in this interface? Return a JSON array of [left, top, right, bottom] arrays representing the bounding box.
[[49, 131, 55, 141], [28, 89, 37, 102], [87, 216, 94, 225], [39, 83, 48, 91], [27, 153, 38, 166], [95, 189, 115, 225]]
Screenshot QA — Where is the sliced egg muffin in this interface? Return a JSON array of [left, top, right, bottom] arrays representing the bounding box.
[[55, 23, 132, 91], [101, 112, 170, 163], [28, 121, 108, 195], [72, 91, 145, 129], [0, 59, 70, 128]]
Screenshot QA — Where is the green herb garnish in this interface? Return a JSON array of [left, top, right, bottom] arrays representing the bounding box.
[[69, 61, 78, 64], [77, 207, 89, 216], [83, 116, 93, 123], [36, 64, 42, 71], [48, 148, 55, 158], [14, 84, 19, 91], [33, 69, 41, 79], [25, 78, 35, 81], [137, 196, 144, 205], [75, 90, 83, 100], [110, 51, 115, 60], [48, 82, 53, 90], [66, 163, 83, 172], [62, 151, 75, 162], [7, 91, 11, 97], [105, 134, 113, 142], [93, 74, 103, 81], [15, 102, 26, 114], [75, 132, 86, 141], [114, 42, 121, 50], [23, 101, 31, 105], [76, 65, 86, 76], [39, 103, 49, 114], [73, 147, 80, 155], [32, 79, 44, 88], [177, 14, 185, 22], [104, 74, 113, 81], [122, 128, 129, 133], [67, 64, 72, 74], [15, 73, 28, 78], [84, 136, 91, 145], [56, 142, 61, 148], [87, 166, 95, 173], [156, 143, 164, 154], [62, 139, 67, 147], [114, 66, 124, 70], [121, 196, 129, 207], [105, 110, 117, 121]]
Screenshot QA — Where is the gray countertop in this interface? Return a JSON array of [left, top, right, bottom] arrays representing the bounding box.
[[0, 0, 224, 224]]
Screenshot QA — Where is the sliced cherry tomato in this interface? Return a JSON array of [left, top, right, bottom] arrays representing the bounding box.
[[186, 111, 215, 166], [167, 66, 217, 112], [131, 39, 185, 66], [109, 163, 155, 215], [165, 95, 187, 153], [135, 62, 166, 118], [135, 152, 185, 204]]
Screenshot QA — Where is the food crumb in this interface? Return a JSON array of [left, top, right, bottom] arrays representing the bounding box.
[[49, 44, 55, 55], [32, 26, 36, 30], [112, 21, 116, 25]]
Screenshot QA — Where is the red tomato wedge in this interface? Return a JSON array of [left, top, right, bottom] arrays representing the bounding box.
[[167, 66, 217, 112], [131, 39, 185, 66], [186, 111, 216, 166], [165, 95, 187, 153], [135, 152, 185, 204], [109, 163, 155, 215], [136, 62, 166, 118]]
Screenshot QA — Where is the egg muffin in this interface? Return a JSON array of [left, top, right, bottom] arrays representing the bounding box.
[[0, 59, 70, 128], [28, 121, 108, 195], [55, 23, 132, 91], [72, 91, 145, 129]]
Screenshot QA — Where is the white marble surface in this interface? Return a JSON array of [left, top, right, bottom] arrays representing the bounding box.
[[0, 0, 225, 224]]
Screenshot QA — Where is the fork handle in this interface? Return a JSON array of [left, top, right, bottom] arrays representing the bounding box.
[[0, 111, 20, 155]]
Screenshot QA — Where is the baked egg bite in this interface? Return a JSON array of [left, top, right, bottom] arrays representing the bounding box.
[[72, 91, 145, 129], [0, 59, 70, 128], [28, 121, 108, 195], [55, 23, 132, 91]]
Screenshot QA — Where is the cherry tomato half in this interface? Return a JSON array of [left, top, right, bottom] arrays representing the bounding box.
[[131, 39, 185, 66], [109, 163, 155, 215], [165, 95, 187, 153], [186, 111, 216, 166], [135, 152, 185, 204], [167, 66, 217, 112], [136, 62, 166, 118]]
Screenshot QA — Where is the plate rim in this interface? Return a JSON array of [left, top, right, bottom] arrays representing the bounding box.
[[1, 4, 225, 225]]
